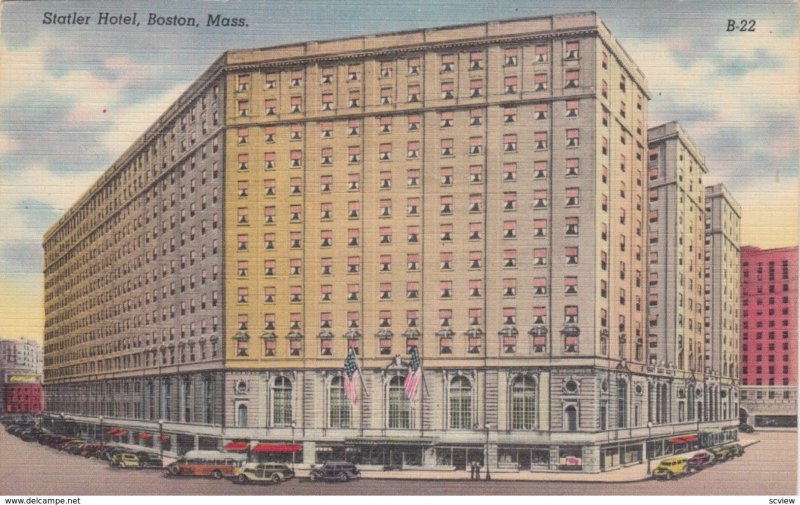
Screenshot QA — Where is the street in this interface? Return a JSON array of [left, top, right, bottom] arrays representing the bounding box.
[[0, 428, 795, 495]]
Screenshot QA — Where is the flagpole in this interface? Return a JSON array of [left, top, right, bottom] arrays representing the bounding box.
[[354, 358, 369, 399]]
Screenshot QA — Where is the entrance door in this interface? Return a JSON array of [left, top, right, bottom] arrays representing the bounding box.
[[452, 448, 467, 470], [518, 449, 531, 470], [389, 449, 403, 468]]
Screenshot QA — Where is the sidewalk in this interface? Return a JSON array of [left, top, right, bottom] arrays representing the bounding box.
[[290, 434, 761, 483]]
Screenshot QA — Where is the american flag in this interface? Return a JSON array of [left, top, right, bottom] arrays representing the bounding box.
[[343, 347, 360, 405], [404, 348, 422, 402]]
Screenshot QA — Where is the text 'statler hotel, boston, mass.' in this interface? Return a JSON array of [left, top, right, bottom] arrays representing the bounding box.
[[41, 12, 741, 473]]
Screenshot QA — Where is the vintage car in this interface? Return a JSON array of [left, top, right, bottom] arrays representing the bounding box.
[[308, 461, 361, 482], [232, 463, 294, 484], [652, 456, 688, 480], [686, 451, 714, 472], [110, 452, 141, 469]]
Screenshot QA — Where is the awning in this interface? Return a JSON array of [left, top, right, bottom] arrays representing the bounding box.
[[106, 429, 119, 435], [115, 430, 128, 436], [136, 432, 153, 440], [157, 435, 170, 442], [223, 441, 249, 452], [669, 434, 697, 444], [252, 443, 302, 454]]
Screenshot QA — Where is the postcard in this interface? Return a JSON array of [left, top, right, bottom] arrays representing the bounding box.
[[0, 0, 797, 503]]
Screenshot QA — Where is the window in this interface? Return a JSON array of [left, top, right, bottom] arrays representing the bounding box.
[[504, 220, 517, 239], [565, 246, 578, 264], [565, 70, 579, 88], [504, 76, 518, 94], [237, 74, 250, 91], [470, 79, 483, 97], [469, 137, 482, 154], [329, 377, 351, 428], [321, 148, 333, 166], [503, 278, 517, 297], [440, 196, 453, 215], [503, 163, 517, 181], [271, 376, 292, 426], [566, 129, 580, 147], [469, 194, 482, 212], [440, 111, 454, 128], [565, 276, 578, 294], [238, 154, 249, 171], [504, 134, 518, 153], [469, 51, 483, 70], [565, 41, 579, 59], [469, 164, 482, 183], [511, 376, 536, 430], [469, 280, 482, 297], [534, 73, 548, 91], [534, 132, 547, 150], [347, 64, 360, 81], [388, 376, 411, 428], [504, 192, 517, 211], [449, 377, 473, 429], [407, 225, 419, 243], [379, 227, 391, 244], [534, 277, 547, 295], [379, 199, 392, 217], [406, 281, 419, 298], [441, 81, 454, 99], [379, 255, 391, 272], [534, 219, 547, 237], [533, 190, 547, 208], [407, 114, 420, 131], [407, 56, 421, 75], [441, 139, 454, 156], [504, 48, 518, 66], [504, 106, 517, 123], [407, 141, 420, 158], [380, 87, 393, 105], [566, 188, 579, 206], [469, 108, 483, 126], [440, 281, 453, 299]]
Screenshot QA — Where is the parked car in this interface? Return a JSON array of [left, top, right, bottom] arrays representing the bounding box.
[[165, 451, 247, 479], [724, 443, 744, 458], [233, 463, 294, 484], [686, 451, 714, 472], [135, 452, 163, 469], [738, 423, 754, 433], [111, 452, 141, 469], [18, 429, 43, 442], [79, 444, 106, 458], [652, 456, 688, 480], [308, 461, 361, 482], [707, 446, 731, 463]]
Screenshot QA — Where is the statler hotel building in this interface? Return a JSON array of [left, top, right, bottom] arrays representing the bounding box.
[[43, 12, 737, 473]]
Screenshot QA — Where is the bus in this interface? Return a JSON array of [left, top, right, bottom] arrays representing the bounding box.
[[165, 450, 247, 479]]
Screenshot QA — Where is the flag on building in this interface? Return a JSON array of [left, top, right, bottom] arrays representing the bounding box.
[[343, 347, 360, 405], [404, 347, 422, 401]]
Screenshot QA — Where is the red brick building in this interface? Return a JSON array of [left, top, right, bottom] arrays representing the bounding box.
[[740, 246, 798, 387], [3, 382, 43, 415]]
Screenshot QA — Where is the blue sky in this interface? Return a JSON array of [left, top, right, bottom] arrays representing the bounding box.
[[0, 0, 797, 340]]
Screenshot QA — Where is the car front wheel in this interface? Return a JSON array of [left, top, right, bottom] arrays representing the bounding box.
[[271, 473, 281, 483], [211, 470, 223, 480], [339, 473, 349, 482], [236, 474, 248, 484], [169, 466, 180, 476], [309, 473, 318, 482]]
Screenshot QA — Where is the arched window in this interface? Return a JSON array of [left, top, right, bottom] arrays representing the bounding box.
[[510, 375, 536, 430], [449, 376, 472, 429], [687, 387, 695, 420], [387, 375, 410, 428], [565, 405, 578, 431], [329, 376, 351, 428], [658, 383, 668, 423], [617, 379, 628, 428], [237, 404, 248, 427], [163, 379, 172, 421], [272, 376, 293, 426]]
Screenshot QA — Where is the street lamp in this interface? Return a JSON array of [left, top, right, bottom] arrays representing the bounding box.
[[158, 419, 164, 462], [99, 416, 104, 443], [646, 421, 653, 475], [291, 420, 297, 470], [484, 423, 492, 481]]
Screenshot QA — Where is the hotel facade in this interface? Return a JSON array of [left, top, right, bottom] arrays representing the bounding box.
[[43, 12, 738, 473]]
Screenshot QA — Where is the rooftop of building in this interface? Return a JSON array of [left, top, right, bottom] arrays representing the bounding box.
[[741, 245, 799, 256], [705, 183, 743, 216], [648, 121, 708, 173]]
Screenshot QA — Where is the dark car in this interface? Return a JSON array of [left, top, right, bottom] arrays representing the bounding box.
[[308, 461, 361, 482], [686, 451, 713, 472], [724, 443, 745, 458], [135, 451, 163, 469], [18, 428, 44, 442], [738, 423, 754, 433], [707, 446, 731, 463], [79, 443, 105, 458]]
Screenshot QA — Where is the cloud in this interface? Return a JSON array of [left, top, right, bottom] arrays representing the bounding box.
[[0, 132, 19, 154]]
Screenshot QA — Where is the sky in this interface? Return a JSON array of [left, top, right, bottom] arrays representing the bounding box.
[[0, 0, 797, 343]]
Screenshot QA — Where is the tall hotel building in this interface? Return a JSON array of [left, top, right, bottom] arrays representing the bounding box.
[[43, 12, 734, 472], [703, 184, 741, 421]]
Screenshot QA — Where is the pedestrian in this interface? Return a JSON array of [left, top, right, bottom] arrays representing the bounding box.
[[469, 461, 476, 480]]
